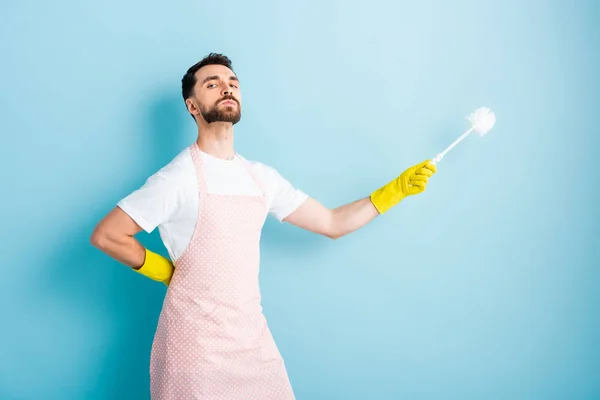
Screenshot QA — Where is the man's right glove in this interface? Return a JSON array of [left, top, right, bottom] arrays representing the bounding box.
[[132, 249, 174, 286]]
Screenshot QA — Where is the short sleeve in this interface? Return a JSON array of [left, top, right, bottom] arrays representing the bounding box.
[[117, 157, 190, 233], [264, 166, 309, 222]]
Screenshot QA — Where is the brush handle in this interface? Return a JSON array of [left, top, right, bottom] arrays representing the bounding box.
[[430, 127, 474, 165]]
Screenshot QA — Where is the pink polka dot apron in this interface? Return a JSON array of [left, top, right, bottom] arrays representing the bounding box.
[[149, 142, 296, 399]]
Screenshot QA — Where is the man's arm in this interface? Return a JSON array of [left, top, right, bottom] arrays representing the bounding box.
[[283, 159, 436, 239], [90, 207, 146, 267], [283, 197, 378, 239], [90, 207, 173, 285]]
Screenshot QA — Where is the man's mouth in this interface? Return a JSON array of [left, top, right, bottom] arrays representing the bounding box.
[[220, 99, 237, 106]]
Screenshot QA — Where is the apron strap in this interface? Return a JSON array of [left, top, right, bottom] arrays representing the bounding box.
[[189, 142, 209, 197], [236, 155, 269, 199]]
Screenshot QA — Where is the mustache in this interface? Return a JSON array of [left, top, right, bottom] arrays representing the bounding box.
[[216, 95, 239, 106]]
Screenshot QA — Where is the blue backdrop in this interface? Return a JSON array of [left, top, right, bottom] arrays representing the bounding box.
[[1, 0, 599, 399]]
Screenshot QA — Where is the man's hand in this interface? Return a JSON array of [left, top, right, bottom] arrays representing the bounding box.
[[370, 159, 437, 214], [133, 249, 174, 286]]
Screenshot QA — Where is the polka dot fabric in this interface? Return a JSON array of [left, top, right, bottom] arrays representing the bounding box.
[[149, 143, 296, 399]]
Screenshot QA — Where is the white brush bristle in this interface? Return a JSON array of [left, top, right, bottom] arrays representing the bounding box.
[[467, 107, 496, 136]]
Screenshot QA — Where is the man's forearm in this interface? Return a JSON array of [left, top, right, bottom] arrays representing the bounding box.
[[91, 232, 174, 285], [90, 207, 173, 285], [91, 230, 146, 269], [329, 197, 380, 239]]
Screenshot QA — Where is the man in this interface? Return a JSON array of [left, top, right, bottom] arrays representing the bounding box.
[[90, 53, 436, 399]]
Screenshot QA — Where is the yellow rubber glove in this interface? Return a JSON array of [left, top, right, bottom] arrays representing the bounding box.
[[132, 249, 174, 286], [370, 159, 437, 214]]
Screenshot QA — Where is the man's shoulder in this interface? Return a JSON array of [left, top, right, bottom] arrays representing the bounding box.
[[147, 146, 195, 183], [235, 154, 278, 177]]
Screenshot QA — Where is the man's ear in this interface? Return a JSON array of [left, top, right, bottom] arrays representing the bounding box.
[[185, 98, 197, 115]]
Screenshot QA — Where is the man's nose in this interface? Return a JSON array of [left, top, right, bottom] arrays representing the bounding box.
[[221, 85, 232, 96]]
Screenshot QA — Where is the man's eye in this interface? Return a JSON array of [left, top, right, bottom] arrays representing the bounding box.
[[230, 84, 238, 88], [207, 84, 216, 88]]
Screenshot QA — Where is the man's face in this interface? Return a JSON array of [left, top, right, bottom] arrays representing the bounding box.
[[189, 64, 241, 125]]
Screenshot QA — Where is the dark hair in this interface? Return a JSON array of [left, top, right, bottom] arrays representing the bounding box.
[[181, 53, 234, 101]]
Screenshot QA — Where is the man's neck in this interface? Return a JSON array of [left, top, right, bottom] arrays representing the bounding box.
[[196, 122, 235, 160]]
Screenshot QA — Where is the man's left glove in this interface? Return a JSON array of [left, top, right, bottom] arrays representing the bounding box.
[[370, 159, 437, 214]]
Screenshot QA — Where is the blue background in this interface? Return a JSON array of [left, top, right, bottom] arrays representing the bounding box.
[[1, 0, 599, 399]]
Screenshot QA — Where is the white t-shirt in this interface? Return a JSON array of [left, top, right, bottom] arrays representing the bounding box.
[[117, 146, 309, 262]]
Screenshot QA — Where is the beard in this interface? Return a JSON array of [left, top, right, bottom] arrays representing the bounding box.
[[200, 96, 241, 124]]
